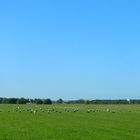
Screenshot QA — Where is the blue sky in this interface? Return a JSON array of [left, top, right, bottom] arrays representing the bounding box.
[[0, 0, 140, 100]]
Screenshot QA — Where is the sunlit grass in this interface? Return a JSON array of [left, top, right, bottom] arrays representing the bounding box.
[[0, 104, 140, 140]]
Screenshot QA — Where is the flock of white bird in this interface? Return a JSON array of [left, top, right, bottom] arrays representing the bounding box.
[[0, 106, 129, 114]]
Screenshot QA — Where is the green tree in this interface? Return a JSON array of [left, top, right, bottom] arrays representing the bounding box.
[[56, 99, 63, 104], [17, 98, 29, 104], [35, 99, 43, 104], [44, 99, 52, 104]]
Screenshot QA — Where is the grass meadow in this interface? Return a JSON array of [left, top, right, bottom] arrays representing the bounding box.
[[0, 104, 140, 140]]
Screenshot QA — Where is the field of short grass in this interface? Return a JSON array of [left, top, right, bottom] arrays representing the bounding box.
[[0, 104, 140, 140]]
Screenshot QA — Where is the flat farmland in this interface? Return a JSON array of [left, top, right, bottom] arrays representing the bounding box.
[[0, 104, 140, 140]]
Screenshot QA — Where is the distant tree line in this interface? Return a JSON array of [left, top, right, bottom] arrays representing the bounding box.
[[0, 98, 52, 104], [65, 99, 140, 104], [0, 97, 140, 104]]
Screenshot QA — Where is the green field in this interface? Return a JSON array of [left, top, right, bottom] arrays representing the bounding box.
[[0, 104, 140, 140]]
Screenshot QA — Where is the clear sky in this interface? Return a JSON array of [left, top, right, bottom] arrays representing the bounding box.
[[0, 0, 140, 100]]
